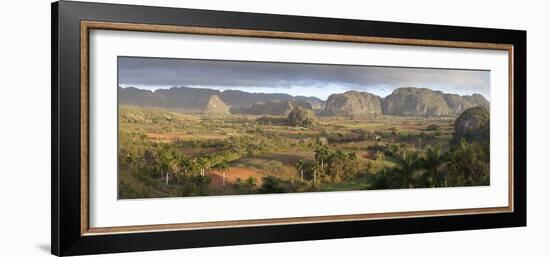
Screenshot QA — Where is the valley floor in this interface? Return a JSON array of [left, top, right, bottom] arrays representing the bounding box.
[[118, 106, 488, 199]]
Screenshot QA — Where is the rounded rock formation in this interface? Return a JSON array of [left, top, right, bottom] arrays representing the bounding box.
[[323, 91, 382, 116], [202, 95, 230, 115], [382, 87, 451, 117], [453, 106, 490, 144]]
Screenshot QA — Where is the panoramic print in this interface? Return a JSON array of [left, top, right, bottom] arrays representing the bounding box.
[[117, 57, 491, 199]]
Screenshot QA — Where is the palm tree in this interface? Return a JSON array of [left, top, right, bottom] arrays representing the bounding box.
[[314, 146, 330, 183], [188, 158, 201, 189], [312, 162, 322, 184], [296, 160, 305, 182], [395, 150, 420, 188], [374, 151, 385, 170], [158, 145, 178, 185], [187, 158, 199, 176], [329, 149, 347, 181], [422, 145, 444, 187], [197, 157, 209, 177], [178, 158, 190, 175], [172, 158, 192, 184], [215, 161, 230, 187], [447, 139, 489, 186]]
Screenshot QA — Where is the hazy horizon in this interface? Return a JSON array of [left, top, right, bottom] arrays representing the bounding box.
[[119, 57, 491, 100]]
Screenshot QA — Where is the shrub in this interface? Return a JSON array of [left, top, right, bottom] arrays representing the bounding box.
[[259, 176, 288, 193], [426, 124, 440, 131]]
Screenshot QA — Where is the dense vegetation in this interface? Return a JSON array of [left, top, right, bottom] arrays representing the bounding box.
[[118, 106, 489, 199]]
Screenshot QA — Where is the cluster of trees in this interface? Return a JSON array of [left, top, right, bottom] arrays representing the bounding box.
[[153, 144, 238, 186], [119, 131, 243, 197], [232, 176, 257, 194], [119, 130, 323, 198], [295, 145, 361, 184], [367, 139, 489, 189], [324, 129, 369, 144]]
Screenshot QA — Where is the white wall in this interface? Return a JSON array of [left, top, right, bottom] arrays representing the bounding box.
[[0, 0, 547, 256]]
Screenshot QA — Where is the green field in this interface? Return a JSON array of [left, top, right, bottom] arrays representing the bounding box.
[[118, 106, 489, 199]]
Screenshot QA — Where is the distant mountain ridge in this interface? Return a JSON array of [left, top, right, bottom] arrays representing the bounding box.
[[118, 86, 324, 113], [119, 86, 489, 117], [381, 87, 489, 116], [234, 99, 314, 116]]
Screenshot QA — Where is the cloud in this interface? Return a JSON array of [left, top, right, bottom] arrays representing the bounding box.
[[118, 56, 490, 99]]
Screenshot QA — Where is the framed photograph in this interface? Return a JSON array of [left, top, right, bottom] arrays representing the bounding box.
[[52, 1, 526, 256]]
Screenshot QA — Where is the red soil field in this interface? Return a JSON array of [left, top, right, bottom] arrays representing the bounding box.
[[207, 167, 265, 187]]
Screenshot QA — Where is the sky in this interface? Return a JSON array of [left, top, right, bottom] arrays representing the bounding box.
[[118, 56, 490, 100]]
